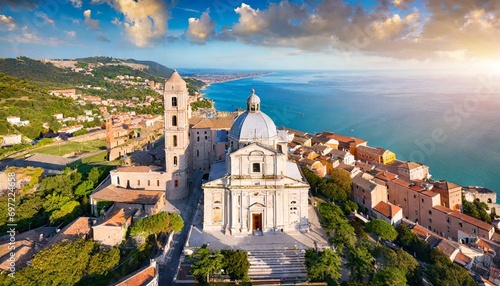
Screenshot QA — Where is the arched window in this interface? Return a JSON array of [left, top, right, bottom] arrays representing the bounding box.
[[172, 97, 177, 106], [173, 135, 177, 147], [196, 150, 200, 157], [173, 156, 178, 166], [172, 115, 177, 126]]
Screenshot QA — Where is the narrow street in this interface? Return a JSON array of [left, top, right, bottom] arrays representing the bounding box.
[[159, 171, 203, 285]]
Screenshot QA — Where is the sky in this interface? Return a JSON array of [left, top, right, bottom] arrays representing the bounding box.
[[1, 0, 500, 71]]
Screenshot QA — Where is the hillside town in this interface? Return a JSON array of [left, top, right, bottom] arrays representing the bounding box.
[[1, 70, 500, 286]]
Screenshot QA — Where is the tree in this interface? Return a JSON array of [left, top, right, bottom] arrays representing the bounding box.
[[427, 248, 477, 286], [365, 219, 397, 245], [221, 249, 250, 281], [75, 180, 94, 197], [49, 200, 81, 225], [305, 248, 341, 284], [129, 212, 184, 243], [374, 247, 421, 286], [190, 245, 223, 284], [7, 239, 120, 285], [347, 245, 374, 282], [371, 267, 407, 286]]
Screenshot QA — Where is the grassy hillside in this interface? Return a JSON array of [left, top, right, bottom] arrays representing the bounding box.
[[0, 72, 85, 138]]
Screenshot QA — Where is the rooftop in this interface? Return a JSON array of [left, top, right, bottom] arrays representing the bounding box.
[[91, 185, 164, 205], [373, 201, 402, 219]]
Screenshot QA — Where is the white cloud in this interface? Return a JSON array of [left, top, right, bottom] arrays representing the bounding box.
[[35, 11, 55, 27], [112, 17, 121, 26], [185, 10, 215, 44], [70, 0, 82, 9], [0, 32, 66, 46], [65, 30, 76, 38], [94, 0, 169, 47], [84, 9, 99, 30], [0, 14, 17, 31]]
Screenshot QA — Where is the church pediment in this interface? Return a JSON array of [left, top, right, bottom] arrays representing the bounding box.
[[249, 202, 266, 209]]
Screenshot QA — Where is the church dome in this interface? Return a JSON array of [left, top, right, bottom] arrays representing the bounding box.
[[229, 89, 278, 141]]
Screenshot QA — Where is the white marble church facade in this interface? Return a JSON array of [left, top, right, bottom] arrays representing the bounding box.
[[203, 90, 310, 235]]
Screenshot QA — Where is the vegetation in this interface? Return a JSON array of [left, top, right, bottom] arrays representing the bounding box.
[[129, 212, 184, 244], [1, 239, 120, 286], [32, 140, 106, 156], [371, 267, 407, 286], [318, 202, 357, 254], [0, 166, 107, 233], [373, 246, 421, 286], [190, 98, 213, 111], [220, 249, 251, 282], [462, 197, 492, 223], [365, 219, 398, 246], [394, 224, 432, 263], [305, 248, 341, 284], [302, 168, 357, 214], [190, 245, 250, 284], [346, 243, 374, 283], [427, 248, 477, 286]]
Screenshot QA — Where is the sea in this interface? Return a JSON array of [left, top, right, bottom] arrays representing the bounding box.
[[191, 70, 500, 202]]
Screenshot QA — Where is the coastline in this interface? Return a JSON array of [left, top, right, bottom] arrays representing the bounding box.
[[193, 72, 273, 90]]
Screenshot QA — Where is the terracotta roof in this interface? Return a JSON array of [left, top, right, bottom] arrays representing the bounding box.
[[436, 239, 459, 258], [352, 173, 381, 191], [112, 263, 156, 286], [434, 180, 461, 191], [373, 201, 402, 219], [399, 161, 427, 170], [91, 185, 164, 205], [375, 170, 398, 182], [421, 190, 440, 198], [337, 163, 355, 172], [357, 145, 387, 156], [190, 117, 235, 129], [325, 133, 367, 146], [299, 158, 318, 166], [98, 207, 135, 227], [43, 217, 91, 250], [329, 149, 349, 157], [410, 224, 442, 246], [433, 205, 451, 214], [454, 252, 472, 266]]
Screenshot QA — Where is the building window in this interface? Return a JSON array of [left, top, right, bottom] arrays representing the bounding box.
[[290, 201, 297, 205], [205, 136, 207, 140], [429, 218, 432, 223], [173, 135, 177, 147], [148, 180, 150, 186], [421, 198, 424, 203], [413, 194, 416, 198], [213, 207, 222, 223], [172, 115, 177, 126], [446, 217, 450, 223], [473, 229, 477, 234], [196, 150, 200, 157], [204, 131, 207, 134], [175, 180, 178, 187], [428, 210, 432, 215], [117, 177, 120, 185], [174, 156, 178, 166], [252, 163, 261, 173], [213, 145, 215, 150], [415, 210, 418, 215], [197, 136, 200, 142], [138, 180, 140, 186], [157, 180, 160, 187], [459, 222, 463, 228], [172, 97, 177, 107]]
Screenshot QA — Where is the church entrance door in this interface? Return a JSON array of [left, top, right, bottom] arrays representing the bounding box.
[[252, 213, 262, 231]]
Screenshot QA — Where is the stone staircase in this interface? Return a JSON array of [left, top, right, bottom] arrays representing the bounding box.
[[247, 249, 308, 282]]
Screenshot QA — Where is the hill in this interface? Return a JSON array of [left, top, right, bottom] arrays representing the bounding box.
[[0, 72, 85, 138]]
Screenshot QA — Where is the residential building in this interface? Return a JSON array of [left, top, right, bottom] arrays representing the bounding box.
[[329, 149, 355, 165], [92, 206, 135, 247], [203, 89, 310, 235], [397, 161, 430, 182], [2, 134, 22, 147], [373, 201, 403, 226], [110, 260, 158, 286], [433, 181, 462, 211], [356, 145, 397, 165], [318, 131, 367, 156], [352, 173, 388, 214], [433, 205, 495, 241]]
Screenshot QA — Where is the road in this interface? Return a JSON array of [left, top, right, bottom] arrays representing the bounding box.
[[159, 170, 203, 285]]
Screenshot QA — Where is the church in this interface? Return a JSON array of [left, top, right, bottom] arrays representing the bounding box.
[[202, 89, 310, 235]]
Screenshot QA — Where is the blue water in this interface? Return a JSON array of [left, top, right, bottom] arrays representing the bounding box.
[[202, 70, 500, 201]]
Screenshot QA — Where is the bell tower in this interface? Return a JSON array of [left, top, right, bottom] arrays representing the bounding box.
[[164, 70, 190, 199]]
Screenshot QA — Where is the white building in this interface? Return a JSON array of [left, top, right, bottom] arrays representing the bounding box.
[[6, 116, 20, 124], [2, 134, 22, 147], [203, 90, 310, 235]]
